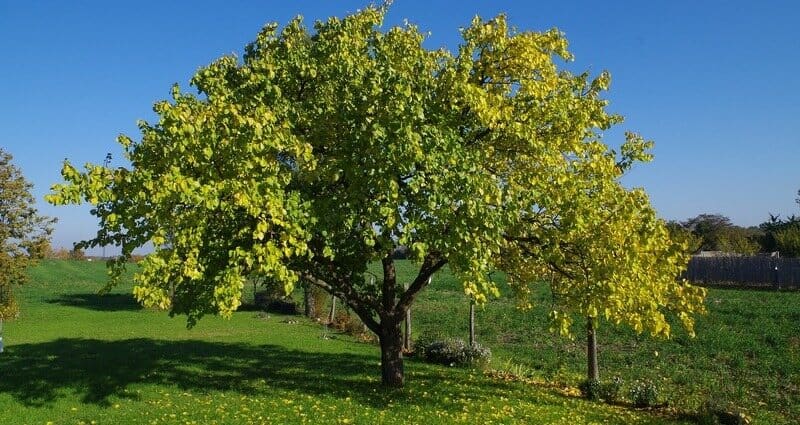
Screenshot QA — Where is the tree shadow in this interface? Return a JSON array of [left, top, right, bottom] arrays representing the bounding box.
[[46, 293, 143, 311], [0, 338, 694, 423], [0, 338, 477, 411]]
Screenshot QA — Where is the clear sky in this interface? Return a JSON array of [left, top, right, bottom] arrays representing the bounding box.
[[1, 1, 798, 253]]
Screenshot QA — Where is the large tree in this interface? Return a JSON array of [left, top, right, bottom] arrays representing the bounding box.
[[0, 149, 54, 319], [47, 7, 703, 386], [681, 213, 759, 254]]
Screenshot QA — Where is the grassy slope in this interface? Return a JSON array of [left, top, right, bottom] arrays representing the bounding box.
[[0, 260, 688, 425], [399, 261, 800, 424]]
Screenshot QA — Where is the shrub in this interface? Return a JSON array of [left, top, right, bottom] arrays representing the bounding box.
[[579, 379, 601, 400], [332, 309, 363, 333], [308, 286, 327, 320], [69, 247, 86, 261], [329, 308, 373, 341], [628, 379, 660, 407], [254, 290, 299, 315], [579, 377, 623, 402], [600, 376, 624, 402], [415, 335, 491, 367]]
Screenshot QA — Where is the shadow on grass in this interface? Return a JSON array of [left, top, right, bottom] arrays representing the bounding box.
[[46, 293, 143, 311], [0, 338, 496, 412]]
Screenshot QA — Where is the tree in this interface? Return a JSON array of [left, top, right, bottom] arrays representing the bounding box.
[[759, 191, 800, 256], [500, 139, 707, 382], [666, 221, 702, 254], [774, 227, 800, 258], [682, 214, 733, 250], [681, 214, 759, 254], [47, 7, 703, 386], [0, 149, 54, 320]]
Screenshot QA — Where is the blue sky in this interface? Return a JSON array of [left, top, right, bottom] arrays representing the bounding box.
[[1, 1, 798, 253]]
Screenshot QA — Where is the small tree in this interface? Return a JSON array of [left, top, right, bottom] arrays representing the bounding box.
[[501, 136, 707, 382], [0, 149, 54, 319]]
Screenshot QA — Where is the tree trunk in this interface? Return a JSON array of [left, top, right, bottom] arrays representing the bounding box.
[[303, 283, 315, 318], [587, 316, 599, 381], [379, 321, 404, 387], [469, 300, 476, 346]]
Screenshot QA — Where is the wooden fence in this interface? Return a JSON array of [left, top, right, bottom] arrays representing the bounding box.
[[685, 256, 800, 289]]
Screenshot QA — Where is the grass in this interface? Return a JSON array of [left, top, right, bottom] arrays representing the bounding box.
[[0, 259, 795, 424], [397, 261, 800, 424]]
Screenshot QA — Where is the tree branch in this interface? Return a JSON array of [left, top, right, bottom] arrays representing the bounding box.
[[395, 253, 447, 314]]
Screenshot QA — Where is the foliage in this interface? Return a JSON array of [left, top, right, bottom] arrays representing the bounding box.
[[758, 214, 800, 257], [0, 148, 54, 319], [714, 228, 760, 255], [48, 5, 699, 385], [69, 246, 86, 261], [415, 335, 491, 367], [759, 191, 800, 257], [601, 376, 625, 403], [628, 379, 660, 408], [666, 221, 702, 254], [773, 226, 800, 258], [328, 308, 374, 341], [46, 247, 72, 260], [303, 283, 327, 320], [253, 289, 299, 315], [579, 378, 602, 400], [681, 214, 759, 254], [502, 147, 707, 340], [581, 376, 624, 402]]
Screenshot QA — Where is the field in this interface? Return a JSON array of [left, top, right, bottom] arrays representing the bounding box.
[[0, 260, 797, 424]]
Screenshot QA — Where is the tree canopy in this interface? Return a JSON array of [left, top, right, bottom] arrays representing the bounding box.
[[501, 136, 706, 340], [759, 191, 800, 257], [47, 6, 705, 386], [680, 214, 759, 254], [0, 149, 54, 319]]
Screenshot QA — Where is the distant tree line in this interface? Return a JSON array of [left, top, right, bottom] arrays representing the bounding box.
[[668, 190, 800, 257]]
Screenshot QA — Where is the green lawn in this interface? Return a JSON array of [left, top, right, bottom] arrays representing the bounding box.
[[401, 261, 800, 424], [0, 260, 796, 424]]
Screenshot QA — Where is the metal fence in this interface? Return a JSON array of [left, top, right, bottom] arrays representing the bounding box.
[[685, 255, 800, 289]]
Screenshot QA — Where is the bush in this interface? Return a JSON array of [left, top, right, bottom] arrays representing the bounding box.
[[307, 286, 327, 320], [332, 309, 364, 333], [601, 376, 624, 402], [628, 379, 660, 407], [579, 376, 623, 402], [579, 379, 601, 400], [415, 335, 491, 367], [254, 290, 299, 315], [328, 308, 373, 341], [69, 247, 86, 261]]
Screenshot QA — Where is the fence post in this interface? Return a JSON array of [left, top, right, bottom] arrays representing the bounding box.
[[773, 261, 781, 291]]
